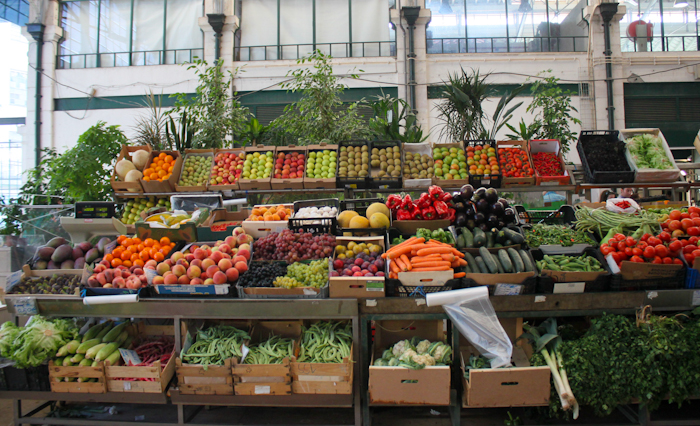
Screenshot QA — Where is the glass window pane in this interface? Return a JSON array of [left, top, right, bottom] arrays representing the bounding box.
[[99, 0, 131, 54], [351, 0, 391, 56], [317, 0, 349, 45], [133, 0, 164, 53], [280, 0, 312, 45], [61, 1, 99, 56], [426, 0, 466, 39], [166, 0, 203, 51], [240, 0, 278, 47]]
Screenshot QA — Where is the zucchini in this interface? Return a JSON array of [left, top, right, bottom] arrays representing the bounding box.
[[519, 249, 535, 272], [473, 227, 486, 247], [508, 248, 525, 273], [494, 254, 505, 274], [479, 247, 499, 274], [461, 228, 474, 248], [475, 256, 489, 274], [486, 231, 495, 248], [463, 252, 477, 274], [496, 230, 507, 244], [456, 233, 466, 249], [503, 228, 525, 245], [499, 250, 514, 273]]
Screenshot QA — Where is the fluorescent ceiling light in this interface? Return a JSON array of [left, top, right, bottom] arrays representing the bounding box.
[[674, 0, 688, 8]]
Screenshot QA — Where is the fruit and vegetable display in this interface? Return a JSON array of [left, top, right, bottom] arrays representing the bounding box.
[[599, 232, 685, 267], [580, 136, 630, 172], [432, 145, 468, 181], [106, 234, 176, 268], [253, 229, 335, 263], [293, 206, 338, 220], [498, 146, 534, 179], [524, 224, 596, 248], [337, 144, 369, 178], [466, 143, 499, 178], [463, 247, 535, 274], [115, 148, 150, 192], [384, 238, 467, 279], [536, 253, 605, 272], [181, 324, 250, 366], [386, 186, 455, 221], [119, 197, 171, 225], [246, 205, 291, 221], [143, 153, 177, 182], [243, 335, 295, 365], [210, 151, 244, 186], [331, 241, 385, 278], [31, 236, 110, 271], [626, 134, 673, 170], [574, 206, 660, 239], [306, 149, 337, 179], [532, 152, 564, 176], [373, 337, 452, 368], [0, 317, 78, 367], [87, 258, 148, 290], [9, 275, 81, 295], [177, 154, 212, 187], [143, 211, 198, 228], [338, 202, 390, 232], [371, 145, 402, 179], [273, 259, 329, 289], [659, 208, 700, 238], [456, 226, 524, 249], [297, 321, 352, 363], [274, 151, 305, 180], [403, 151, 434, 179], [150, 231, 252, 285], [242, 151, 274, 180], [451, 185, 517, 230]]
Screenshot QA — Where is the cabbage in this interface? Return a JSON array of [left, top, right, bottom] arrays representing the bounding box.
[[4, 317, 78, 368], [626, 134, 673, 170]]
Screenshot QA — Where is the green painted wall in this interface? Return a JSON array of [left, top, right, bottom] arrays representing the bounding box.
[[427, 83, 581, 99]]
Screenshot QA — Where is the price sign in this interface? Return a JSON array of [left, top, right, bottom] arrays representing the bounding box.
[[12, 298, 38, 315]]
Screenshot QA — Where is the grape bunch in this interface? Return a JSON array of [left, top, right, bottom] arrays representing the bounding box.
[[253, 229, 336, 263], [238, 262, 288, 288], [273, 259, 329, 289]]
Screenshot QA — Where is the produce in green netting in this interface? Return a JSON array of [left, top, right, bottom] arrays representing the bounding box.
[[272, 259, 328, 289], [536, 253, 604, 272], [178, 155, 212, 187], [373, 337, 452, 369], [306, 150, 338, 179], [181, 324, 250, 367], [524, 224, 596, 248], [297, 321, 352, 363], [1, 316, 79, 368], [626, 134, 673, 170], [243, 335, 295, 365], [120, 197, 171, 225]]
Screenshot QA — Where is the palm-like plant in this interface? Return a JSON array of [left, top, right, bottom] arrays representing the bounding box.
[[132, 91, 169, 150], [435, 68, 489, 142]]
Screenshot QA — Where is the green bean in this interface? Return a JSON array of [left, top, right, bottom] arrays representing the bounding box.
[[297, 321, 352, 363]]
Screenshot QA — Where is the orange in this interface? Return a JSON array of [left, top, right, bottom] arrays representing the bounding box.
[[144, 168, 154, 176], [158, 170, 167, 178], [159, 237, 170, 246], [143, 177, 151, 182], [150, 173, 159, 181], [164, 173, 171, 179], [137, 244, 145, 252], [120, 251, 131, 261], [104, 254, 114, 262], [112, 248, 124, 258], [144, 238, 154, 247], [168, 165, 174, 173], [271, 214, 281, 221], [164, 155, 174, 163], [130, 253, 140, 262], [158, 152, 166, 159], [123, 238, 133, 247], [160, 246, 171, 255], [117, 235, 127, 244], [111, 258, 122, 267], [139, 251, 150, 262], [153, 252, 165, 262], [149, 248, 159, 258], [152, 242, 161, 250], [123, 260, 132, 268], [133, 259, 144, 267], [132, 237, 142, 245], [170, 242, 176, 248]]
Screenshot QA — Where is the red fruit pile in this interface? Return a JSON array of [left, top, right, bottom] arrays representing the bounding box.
[[532, 152, 564, 176], [274, 152, 305, 180], [498, 148, 534, 178], [210, 152, 245, 186], [253, 229, 335, 263], [660, 207, 700, 238], [87, 262, 148, 290], [600, 232, 686, 267]]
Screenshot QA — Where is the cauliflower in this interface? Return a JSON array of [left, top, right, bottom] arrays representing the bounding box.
[[399, 348, 418, 363], [431, 343, 452, 364], [416, 339, 431, 354], [392, 340, 412, 357], [412, 354, 436, 366]]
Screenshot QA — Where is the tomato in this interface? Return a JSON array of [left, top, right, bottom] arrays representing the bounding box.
[[692, 218, 700, 227], [692, 249, 700, 257], [601, 246, 615, 256], [641, 233, 652, 242], [618, 252, 628, 261], [652, 256, 663, 264], [672, 229, 686, 238], [624, 247, 634, 257], [647, 237, 661, 247], [669, 240, 683, 252], [655, 245, 669, 257], [617, 241, 628, 252], [685, 254, 696, 264], [689, 206, 700, 215], [630, 255, 644, 263], [631, 247, 643, 256], [681, 239, 690, 247], [681, 219, 694, 231], [670, 210, 682, 221], [674, 258, 684, 265], [691, 213, 700, 219], [626, 237, 637, 247], [643, 246, 656, 258], [689, 227, 700, 237], [683, 244, 698, 254], [614, 233, 626, 241], [690, 236, 699, 245], [659, 231, 672, 242], [608, 239, 617, 246], [638, 241, 648, 249], [663, 257, 674, 264], [682, 212, 691, 219], [611, 252, 621, 263]]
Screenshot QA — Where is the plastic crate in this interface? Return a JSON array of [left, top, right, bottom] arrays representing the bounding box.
[[533, 248, 611, 293], [338, 198, 389, 239], [369, 141, 402, 189], [464, 140, 502, 188], [577, 131, 635, 184], [337, 140, 370, 189], [385, 278, 463, 297], [0, 364, 51, 391], [610, 267, 686, 291], [289, 198, 339, 235], [464, 276, 537, 295], [515, 205, 576, 225]]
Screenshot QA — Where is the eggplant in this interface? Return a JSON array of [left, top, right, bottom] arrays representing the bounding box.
[[475, 212, 485, 224], [466, 219, 476, 230], [460, 184, 474, 201], [453, 202, 466, 212], [452, 192, 464, 204], [476, 198, 490, 213], [455, 212, 467, 227], [490, 201, 504, 217], [487, 214, 500, 228], [497, 220, 506, 229], [485, 188, 499, 204], [504, 208, 516, 223], [465, 204, 476, 219], [479, 223, 489, 233], [473, 187, 486, 201], [497, 198, 510, 209]]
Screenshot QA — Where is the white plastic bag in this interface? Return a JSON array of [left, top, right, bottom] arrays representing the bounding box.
[[605, 198, 640, 214]]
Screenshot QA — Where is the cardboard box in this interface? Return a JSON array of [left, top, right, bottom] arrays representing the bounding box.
[[392, 220, 450, 236], [394, 265, 455, 288], [529, 140, 570, 186], [465, 271, 536, 286], [271, 145, 306, 190], [329, 236, 386, 298], [619, 261, 683, 280], [238, 145, 275, 190], [196, 209, 250, 241], [111, 145, 152, 194], [369, 320, 450, 406], [402, 142, 434, 188], [621, 128, 681, 183], [497, 141, 536, 187], [209, 149, 246, 191], [49, 360, 107, 393], [139, 151, 183, 193], [304, 143, 339, 189], [241, 203, 293, 239], [431, 142, 469, 188], [105, 323, 176, 394], [175, 149, 214, 192], [237, 281, 329, 299]]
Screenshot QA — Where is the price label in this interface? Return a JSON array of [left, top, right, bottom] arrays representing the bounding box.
[[240, 344, 249, 363], [254, 385, 271, 394], [494, 284, 523, 295], [12, 298, 38, 315], [119, 349, 142, 366], [365, 281, 384, 292]]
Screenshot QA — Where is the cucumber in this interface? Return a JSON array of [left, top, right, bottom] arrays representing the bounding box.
[[456, 234, 466, 249], [475, 257, 489, 274], [486, 231, 495, 248], [494, 254, 505, 274], [503, 228, 525, 245], [461, 228, 474, 248], [102, 321, 130, 343], [463, 252, 477, 274], [519, 249, 535, 272], [508, 248, 525, 273], [473, 228, 486, 247], [479, 247, 499, 274], [496, 230, 507, 244], [499, 250, 514, 273]]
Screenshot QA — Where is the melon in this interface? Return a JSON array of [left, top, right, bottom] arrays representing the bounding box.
[[116, 159, 136, 180], [131, 149, 150, 169], [369, 212, 390, 229], [366, 202, 390, 220], [338, 210, 359, 228], [125, 170, 144, 192]]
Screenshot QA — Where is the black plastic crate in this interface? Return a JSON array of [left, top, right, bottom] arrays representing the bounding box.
[[338, 198, 389, 238], [289, 198, 339, 235], [577, 130, 635, 184], [0, 364, 51, 391], [610, 267, 686, 291], [515, 205, 576, 225], [532, 247, 611, 293], [336, 140, 370, 189], [464, 140, 502, 188], [385, 277, 463, 297], [369, 140, 403, 189], [464, 276, 537, 295]]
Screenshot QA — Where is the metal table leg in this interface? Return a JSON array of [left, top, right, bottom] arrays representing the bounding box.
[[360, 316, 371, 426]]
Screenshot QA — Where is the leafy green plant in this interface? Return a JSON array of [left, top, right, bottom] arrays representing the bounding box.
[[239, 117, 270, 147], [484, 86, 526, 140], [271, 50, 371, 144], [165, 111, 196, 153], [367, 95, 428, 143], [506, 119, 539, 141], [132, 90, 169, 150], [526, 71, 581, 153]]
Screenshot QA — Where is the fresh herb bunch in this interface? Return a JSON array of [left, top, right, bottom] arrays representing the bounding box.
[[524, 224, 596, 248]]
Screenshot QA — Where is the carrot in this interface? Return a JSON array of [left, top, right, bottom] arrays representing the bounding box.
[[453, 272, 466, 278], [384, 238, 423, 256], [409, 261, 452, 268], [409, 255, 442, 263], [416, 247, 453, 256], [457, 258, 468, 267], [395, 257, 408, 272], [451, 248, 465, 257], [389, 272, 398, 279], [411, 266, 452, 272], [441, 253, 456, 262], [428, 239, 449, 246], [387, 244, 425, 259], [451, 260, 461, 268], [400, 254, 412, 271], [389, 260, 400, 273]]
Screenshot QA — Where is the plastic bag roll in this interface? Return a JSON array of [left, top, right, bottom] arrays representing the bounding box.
[[426, 286, 488, 307], [83, 294, 139, 305]]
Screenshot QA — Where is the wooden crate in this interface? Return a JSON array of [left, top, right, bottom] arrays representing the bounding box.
[[111, 144, 151, 193], [497, 140, 536, 187], [232, 358, 292, 396], [175, 149, 214, 192], [290, 345, 353, 395], [105, 323, 176, 394], [49, 360, 107, 394], [175, 358, 234, 395]]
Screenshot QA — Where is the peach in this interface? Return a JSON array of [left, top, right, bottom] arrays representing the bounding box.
[[185, 254, 195, 263], [194, 248, 208, 260], [187, 265, 201, 279], [113, 276, 125, 288], [206, 265, 220, 278], [191, 259, 202, 268], [200, 272, 208, 280], [232, 227, 245, 236], [225, 267, 239, 282], [164, 274, 178, 285], [111, 269, 121, 279], [230, 248, 239, 256], [233, 255, 246, 265], [122, 270, 131, 278], [171, 251, 184, 262], [203, 278, 215, 285], [200, 244, 211, 251], [100, 259, 111, 268], [221, 253, 231, 260], [237, 234, 254, 246], [93, 264, 107, 273], [218, 259, 232, 271], [176, 258, 189, 269], [156, 262, 171, 276], [201, 259, 216, 270], [210, 251, 224, 263], [133, 267, 145, 276], [163, 271, 174, 278], [224, 236, 236, 248], [237, 249, 251, 262], [145, 259, 157, 269], [234, 261, 248, 274], [87, 275, 100, 287], [103, 270, 113, 283], [212, 271, 227, 284], [103, 283, 113, 288], [172, 264, 187, 277], [178, 275, 191, 285], [164, 259, 174, 267], [139, 275, 148, 284], [211, 246, 220, 253], [218, 243, 231, 254], [206, 249, 213, 257], [190, 278, 203, 285], [238, 243, 251, 252], [126, 277, 141, 290]]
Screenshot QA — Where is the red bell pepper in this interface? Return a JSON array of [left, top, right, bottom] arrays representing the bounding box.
[[434, 200, 449, 217], [386, 194, 402, 211], [410, 205, 423, 220], [439, 191, 453, 203], [441, 207, 456, 222], [397, 209, 412, 221], [416, 193, 432, 209], [421, 206, 437, 220], [401, 194, 414, 210], [428, 185, 444, 200]]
